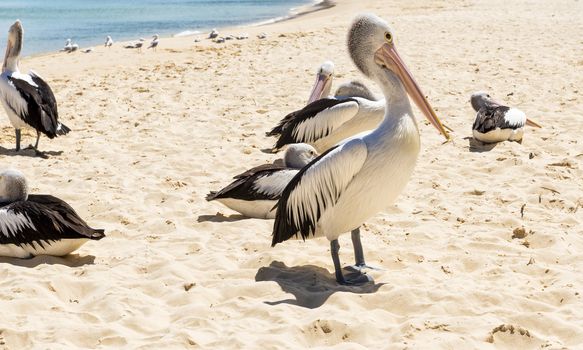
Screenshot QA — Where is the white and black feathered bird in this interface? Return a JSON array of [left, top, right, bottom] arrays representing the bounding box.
[[147, 34, 159, 51], [0, 20, 70, 151], [471, 91, 541, 143], [63, 38, 79, 53], [267, 60, 386, 153], [105, 35, 113, 48], [0, 169, 105, 258], [271, 14, 450, 285], [206, 144, 318, 219]]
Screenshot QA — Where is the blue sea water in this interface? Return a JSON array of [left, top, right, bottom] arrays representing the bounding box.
[[0, 0, 315, 56]]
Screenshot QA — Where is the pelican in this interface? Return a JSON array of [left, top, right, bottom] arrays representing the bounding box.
[[471, 91, 541, 143], [0, 20, 70, 152], [207, 144, 318, 219], [147, 35, 159, 51], [0, 169, 105, 258], [271, 14, 450, 285], [267, 60, 386, 153], [105, 35, 113, 48]]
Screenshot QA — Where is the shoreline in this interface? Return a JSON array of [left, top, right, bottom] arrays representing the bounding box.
[[21, 0, 335, 60]]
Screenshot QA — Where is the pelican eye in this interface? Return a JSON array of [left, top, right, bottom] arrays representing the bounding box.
[[385, 32, 393, 43]]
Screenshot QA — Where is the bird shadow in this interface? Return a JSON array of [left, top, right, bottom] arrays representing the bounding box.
[[466, 137, 498, 153], [255, 260, 385, 309], [197, 213, 253, 223], [260, 147, 278, 154], [0, 146, 63, 159], [0, 254, 96, 268]]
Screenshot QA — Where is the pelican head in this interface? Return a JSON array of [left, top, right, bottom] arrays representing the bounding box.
[[3, 20, 23, 72], [348, 14, 450, 140], [282, 143, 319, 169], [0, 169, 28, 203], [307, 60, 335, 103], [470, 91, 498, 111], [334, 80, 377, 100]]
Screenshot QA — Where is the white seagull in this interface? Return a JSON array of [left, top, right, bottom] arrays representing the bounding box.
[[105, 35, 113, 48], [207, 144, 318, 219], [471, 91, 541, 143], [271, 14, 450, 285], [0, 20, 70, 152], [63, 38, 79, 53], [0, 169, 105, 258], [147, 34, 159, 51]]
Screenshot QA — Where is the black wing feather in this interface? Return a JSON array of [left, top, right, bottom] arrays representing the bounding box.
[[271, 145, 339, 246], [207, 164, 288, 201], [268, 98, 356, 150], [473, 105, 512, 133], [0, 194, 105, 248]]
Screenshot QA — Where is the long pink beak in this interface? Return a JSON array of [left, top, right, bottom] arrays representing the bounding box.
[[526, 118, 542, 128], [376, 43, 450, 140], [307, 73, 332, 104]]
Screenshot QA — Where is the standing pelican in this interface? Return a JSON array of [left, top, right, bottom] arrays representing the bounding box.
[[147, 35, 159, 51], [0, 169, 105, 258], [105, 35, 113, 48], [0, 20, 70, 152], [207, 144, 318, 219], [471, 91, 541, 143], [271, 14, 450, 285]]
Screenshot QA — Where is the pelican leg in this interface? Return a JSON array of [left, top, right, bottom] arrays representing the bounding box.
[[34, 131, 40, 149], [350, 228, 382, 271], [15, 129, 21, 151], [330, 239, 372, 285]]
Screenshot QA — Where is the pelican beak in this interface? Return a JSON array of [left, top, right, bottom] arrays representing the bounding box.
[[3, 40, 12, 70], [526, 118, 542, 128], [375, 43, 450, 140], [307, 72, 332, 104]]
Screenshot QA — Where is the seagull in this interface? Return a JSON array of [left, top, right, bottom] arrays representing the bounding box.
[[207, 144, 318, 219], [147, 34, 159, 51], [0, 169, 105, 258], [63, 39, 79, 53], [124, 41, 143, 52], [0, 20, 70, 152], [209, 29, 219, 39], [471, 91, 541, 143], [271, 14, 450, 285], [104, 35, 113, 48]]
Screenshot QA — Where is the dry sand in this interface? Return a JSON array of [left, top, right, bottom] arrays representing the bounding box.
[[1, 0, 582, 348]]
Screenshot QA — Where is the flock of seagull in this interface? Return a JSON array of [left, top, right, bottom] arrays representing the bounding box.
[[61, 34, 160, 54], [0, 14, 542, 285]]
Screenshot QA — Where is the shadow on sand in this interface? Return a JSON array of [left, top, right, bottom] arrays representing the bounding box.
[[0, 254, 96, 268], [466, 137, 498, 153], [0, 146, 63, 159], [197, 213, 253, 223], [255, 260, 384, 309]]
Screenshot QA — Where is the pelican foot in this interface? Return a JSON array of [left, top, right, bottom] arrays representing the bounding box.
[[337, 270, 373, 286], [347, 263, 383, 272]]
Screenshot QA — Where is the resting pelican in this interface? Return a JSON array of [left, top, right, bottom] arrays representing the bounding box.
[[268, 59, 387, 153], [105, 35, 113, 48], [147, 35, 159, 51], [0, 20, 70, 151], [471, 91, 541, 143], [207, 144, 318, 219], [0, 169, 105, 258], [271, 14, 450, 285]]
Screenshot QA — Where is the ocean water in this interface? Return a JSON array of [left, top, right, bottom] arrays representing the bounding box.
[[0, 0, 315, 56]]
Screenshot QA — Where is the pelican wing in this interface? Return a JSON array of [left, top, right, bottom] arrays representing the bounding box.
[[473, 105, 518, 133], [269, 98, 359, 149], [272, 139, 367, 245], [0, 195, 104, 248], [7, 72, 68, 137], [207, 164, 293, 201]]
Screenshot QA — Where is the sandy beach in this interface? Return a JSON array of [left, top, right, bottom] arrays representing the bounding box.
[[1, 0, 583, 348]]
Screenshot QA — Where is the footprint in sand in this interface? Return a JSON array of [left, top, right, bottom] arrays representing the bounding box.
[[487, 324, 552, 348]]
